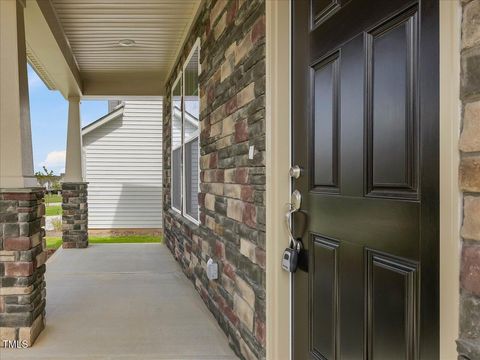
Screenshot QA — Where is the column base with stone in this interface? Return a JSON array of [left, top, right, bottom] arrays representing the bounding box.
[[0, 188, 47, 347], [62, 182, 88, 249]]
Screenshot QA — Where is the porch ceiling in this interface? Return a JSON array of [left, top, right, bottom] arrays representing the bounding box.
[[25, 0, 201, 98], [51, 0, 198, 74]]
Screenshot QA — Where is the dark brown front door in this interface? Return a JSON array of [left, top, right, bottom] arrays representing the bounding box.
[[292, 0, 439, 359]]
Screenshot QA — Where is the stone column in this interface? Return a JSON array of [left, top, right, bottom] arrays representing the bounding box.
[[62, 97, 89, 249], [61, 183, 88, 249], [0, 188, 47, 347]]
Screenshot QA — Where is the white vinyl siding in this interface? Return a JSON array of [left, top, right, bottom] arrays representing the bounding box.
[[83, 100, 163, 229]]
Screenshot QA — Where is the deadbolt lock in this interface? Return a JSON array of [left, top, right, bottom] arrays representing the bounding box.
[[289, 165, 302, 179]]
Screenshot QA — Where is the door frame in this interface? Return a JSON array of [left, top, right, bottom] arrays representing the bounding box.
[[265, 1, 292, 359], [439, 1, 461, 359], [265, 1, 461, 359]]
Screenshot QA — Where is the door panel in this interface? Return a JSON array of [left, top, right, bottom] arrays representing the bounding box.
[[292, 0, 439, 359], [311, 0, 342, 27], [310, 235, 339, 360], [366, 9, 418, 198], [366, 251, 418, 360], [311, 53, 340, 192]]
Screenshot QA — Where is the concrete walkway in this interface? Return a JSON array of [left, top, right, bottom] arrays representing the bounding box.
[[2, 244, 237, 360]]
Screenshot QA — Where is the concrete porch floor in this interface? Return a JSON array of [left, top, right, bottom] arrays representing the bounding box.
[[2, 244, 237, 360]]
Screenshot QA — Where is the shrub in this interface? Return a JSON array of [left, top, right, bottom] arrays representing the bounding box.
[[51, 218, 62, 232]]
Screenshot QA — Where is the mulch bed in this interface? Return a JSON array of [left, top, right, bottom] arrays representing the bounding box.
[[46, 248, 57, 261]]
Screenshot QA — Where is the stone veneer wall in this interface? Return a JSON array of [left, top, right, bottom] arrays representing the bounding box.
[[458, 0, 480, 358], [0, 188, 47, 347], [62, 182, 88, 249], [163, 0, 266, 359]]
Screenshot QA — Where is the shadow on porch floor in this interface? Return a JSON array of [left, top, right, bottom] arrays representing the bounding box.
[[2, 243, 238, 360]]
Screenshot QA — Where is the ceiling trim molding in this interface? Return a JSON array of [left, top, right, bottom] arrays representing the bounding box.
[[26, 45, 57, 90], [35, 0, 82, 86], [165, 0, 204, 83]]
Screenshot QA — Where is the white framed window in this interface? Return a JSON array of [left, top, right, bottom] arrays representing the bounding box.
[[171, 38, 200, 224], [171, 74, 183, 214]]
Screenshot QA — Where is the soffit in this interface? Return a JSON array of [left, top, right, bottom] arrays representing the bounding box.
[[50, 0, 200, 79]]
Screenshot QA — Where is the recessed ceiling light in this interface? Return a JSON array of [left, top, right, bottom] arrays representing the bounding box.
[[118, 39, 135, 47]]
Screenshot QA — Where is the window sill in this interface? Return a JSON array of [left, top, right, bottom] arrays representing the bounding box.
[[168, 207, 200, 230]]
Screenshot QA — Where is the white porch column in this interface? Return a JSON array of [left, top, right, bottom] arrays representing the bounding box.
[[64, 96, 83, 182], [0, 1, 47, 347], [0, 0, 36, 188]]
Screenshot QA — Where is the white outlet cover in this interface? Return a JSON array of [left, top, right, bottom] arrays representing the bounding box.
[[206, 258, 218, 280], [248, 145, 255, 160]]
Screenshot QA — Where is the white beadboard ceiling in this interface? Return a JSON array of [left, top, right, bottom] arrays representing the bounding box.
[[50, 0, 200, 76]]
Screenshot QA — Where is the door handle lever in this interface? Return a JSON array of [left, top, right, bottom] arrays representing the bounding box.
[[285, 190, 302, 251]]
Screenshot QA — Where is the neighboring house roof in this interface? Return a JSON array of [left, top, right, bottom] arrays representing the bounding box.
[[172, 106, 199, 143], [173, 105, 198, 127], [82, 105, 124, 136]]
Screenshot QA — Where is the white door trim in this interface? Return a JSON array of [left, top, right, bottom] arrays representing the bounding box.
[[439, 2, 462, 358], [265, 1, 292, 359]]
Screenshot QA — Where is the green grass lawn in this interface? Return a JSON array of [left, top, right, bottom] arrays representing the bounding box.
[[46, 205, 62, 216], [46, 235, 162, 250], [45, 194, 62, 204]]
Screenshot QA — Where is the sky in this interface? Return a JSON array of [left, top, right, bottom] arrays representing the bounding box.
[[28, 64, 108, 175]]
